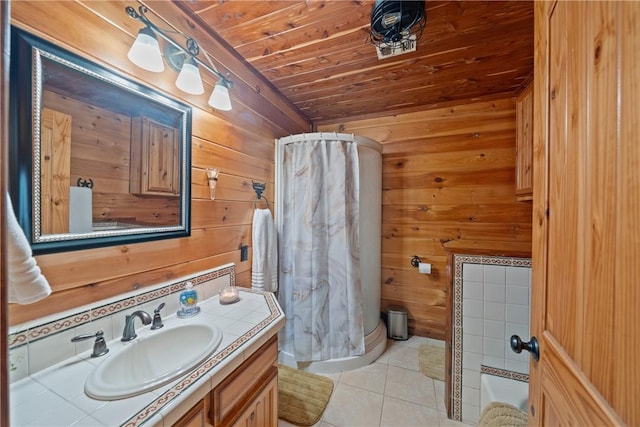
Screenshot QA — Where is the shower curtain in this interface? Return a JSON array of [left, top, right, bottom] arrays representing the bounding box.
[[278, 138, 365, 362]]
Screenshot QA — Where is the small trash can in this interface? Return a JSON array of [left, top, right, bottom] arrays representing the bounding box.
[[386, 306, 408, 340]]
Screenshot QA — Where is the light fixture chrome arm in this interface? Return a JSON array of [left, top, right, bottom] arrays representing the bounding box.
[[125, 5, 233, 88]]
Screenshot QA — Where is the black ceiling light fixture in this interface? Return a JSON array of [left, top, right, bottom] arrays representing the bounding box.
[[370, 0, 426, 59]]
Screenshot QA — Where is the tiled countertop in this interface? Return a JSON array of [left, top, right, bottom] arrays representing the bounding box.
[[10, 290, 284, 427]]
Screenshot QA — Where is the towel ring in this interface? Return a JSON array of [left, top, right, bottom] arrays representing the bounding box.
[[254, 196, 270, 209], [252, 180, 270, 209]]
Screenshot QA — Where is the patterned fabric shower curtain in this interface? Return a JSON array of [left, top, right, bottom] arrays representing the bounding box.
[[278, 138, 365, 362]]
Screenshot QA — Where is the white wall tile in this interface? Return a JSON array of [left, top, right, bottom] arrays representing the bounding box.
[[461, 402, 480, 424], [462, 299, 484, 319], [506, 304, 529, 324], [484, 265, 506, 284], [483, 319, 505, 340], [506, 285, 529, 306], [484, 283, 506, 303], [505, 359, 529, 375], [462, 385, 480, 405], [462, 351, 483, 370], [462, 368, 480, 389], [506, 323, 530, 341], [482, 355, 505, 369], [483, 337, 506, 358], [506, 266, 531, 286], [463, 281, 484, 300], [463, 316, 483, 336], [463, 264, 484, 282], [9, 345, 29, 382], [28, 329, 75, 375], [463, 334, 483, 354], [484, 302, 505, 321], [505, 344, 530, 362]]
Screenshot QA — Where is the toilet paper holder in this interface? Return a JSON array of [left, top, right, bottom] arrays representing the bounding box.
[[410, 255, 421, 268], [410, 255, 432, 274]]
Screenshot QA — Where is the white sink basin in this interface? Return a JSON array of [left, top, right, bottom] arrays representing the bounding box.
[[85, 322, 222, 400]]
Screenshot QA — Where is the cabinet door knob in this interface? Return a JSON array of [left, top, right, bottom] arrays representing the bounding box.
[[510, 335, 540, 361]]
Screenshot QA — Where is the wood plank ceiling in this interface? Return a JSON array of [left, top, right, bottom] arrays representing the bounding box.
[[178, 1, 534, 125]]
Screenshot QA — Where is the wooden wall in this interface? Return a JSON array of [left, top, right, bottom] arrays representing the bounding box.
[[318, 98, 533, 339], [8, 1, 309, 325]]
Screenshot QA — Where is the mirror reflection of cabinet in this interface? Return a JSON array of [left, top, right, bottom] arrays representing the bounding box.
[[130, 117, 180, 197], [40, 108, 72, 234]]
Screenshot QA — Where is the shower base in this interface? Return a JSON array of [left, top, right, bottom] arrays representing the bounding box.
[[278, 320, 387, 374]]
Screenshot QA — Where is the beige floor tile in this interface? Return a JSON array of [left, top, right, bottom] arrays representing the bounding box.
[[279, 337, 455, 427], [376, 339, 401, 364], [338, 361, 388, 394], [386, 344, 420, 371], [380, 396, 441, 427], [385, 365, 437, 408], [405, 335, 432, 349], [322, 382, 383, 427]]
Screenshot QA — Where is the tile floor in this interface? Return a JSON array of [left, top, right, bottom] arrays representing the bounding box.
[[278, 336, 473, 427]]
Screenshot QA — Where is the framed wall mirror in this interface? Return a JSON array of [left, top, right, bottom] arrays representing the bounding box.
[[9, 27, 191, 254]]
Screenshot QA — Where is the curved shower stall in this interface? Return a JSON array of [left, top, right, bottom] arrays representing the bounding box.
[[275, 132, 386, 374]]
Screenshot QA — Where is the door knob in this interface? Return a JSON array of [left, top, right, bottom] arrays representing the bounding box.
[[510, 335, 540, 361]]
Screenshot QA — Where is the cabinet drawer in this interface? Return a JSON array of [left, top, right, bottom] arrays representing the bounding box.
[[212, 336, 277, 424]]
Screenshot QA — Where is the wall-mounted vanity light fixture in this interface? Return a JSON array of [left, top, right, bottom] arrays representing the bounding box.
[[125, 5, 233, 111], [206, 168, 219, 200]]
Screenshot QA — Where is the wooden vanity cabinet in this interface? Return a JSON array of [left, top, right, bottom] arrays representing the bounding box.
[[130, 116, 180, 197], [174, 336, 279, 427], [515, 83, 533, 201], [228, 370, 278, 427], [211, 336, 278, 426], [174, 399, 210, 427]]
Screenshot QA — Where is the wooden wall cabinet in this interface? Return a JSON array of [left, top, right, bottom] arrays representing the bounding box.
[[174, 336, 278, 427], [515, 83, 533, 201], [130, 116, 180, 197]]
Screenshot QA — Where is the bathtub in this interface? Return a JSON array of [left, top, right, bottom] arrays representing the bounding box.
[[480, 373, 529, 414]]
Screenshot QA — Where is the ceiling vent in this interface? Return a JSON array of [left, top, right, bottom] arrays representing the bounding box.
[[370, 0, 426, 59]]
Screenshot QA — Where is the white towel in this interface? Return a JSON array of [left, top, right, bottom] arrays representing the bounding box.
[[251, 208, 278, 292], [5, 193, 51, 304]]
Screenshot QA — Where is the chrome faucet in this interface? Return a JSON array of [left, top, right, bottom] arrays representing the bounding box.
[[121, 310, 152, 341]]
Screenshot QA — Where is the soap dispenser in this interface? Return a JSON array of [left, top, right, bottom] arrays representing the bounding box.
[[177, 281, 201, 318]]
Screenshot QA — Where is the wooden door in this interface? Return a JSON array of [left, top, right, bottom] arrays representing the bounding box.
[[1, 1, 9, 425], [531, 2, 639, 426]]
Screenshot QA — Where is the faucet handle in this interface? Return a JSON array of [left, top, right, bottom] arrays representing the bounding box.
[[151, 303, 165, 330], [71, 330, 109, 358]]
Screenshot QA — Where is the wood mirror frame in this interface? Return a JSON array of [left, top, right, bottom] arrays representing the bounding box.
[[9, 27, 191, 254]]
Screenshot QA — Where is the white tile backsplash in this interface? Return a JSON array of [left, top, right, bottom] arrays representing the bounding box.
[[28, 328, 76, 374], [483, 319, 505, 339], [483, 283, 506, 303], [484, 302, 505, 321], [506, 266, 531, 286], [457, 257, 531, 424], [463, 281, 484, 300], [507, 285, 529, 306], [506, 304, 529, 324], [483, 337, 506, 358], [483, 265, 506, 284], [463, 263, 484, 282], [462, 299, 484, 318], [463, 334, 483, 354], [463, 316, 483, 336], [8, 264, 235, 381]]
